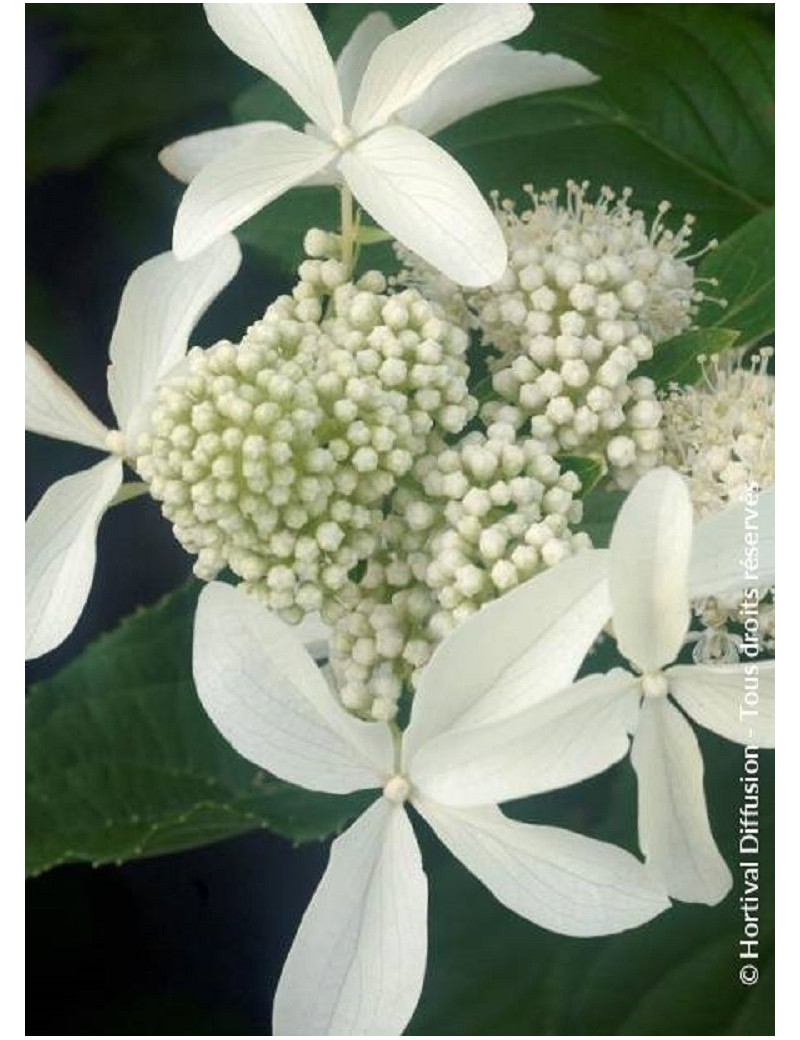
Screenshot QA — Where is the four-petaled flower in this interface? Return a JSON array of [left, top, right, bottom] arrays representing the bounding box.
[[25, 237, 240, 659], [609, 470, 775, 904], [421, 469, 775, 907], [193, 570, 669, 1036], [163, 2, 595, 287]]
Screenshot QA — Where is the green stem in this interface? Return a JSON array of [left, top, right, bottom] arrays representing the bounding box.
[[389, 719, 403, 773], [339, 184, 356, 277]]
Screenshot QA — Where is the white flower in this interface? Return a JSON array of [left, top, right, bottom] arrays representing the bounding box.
[[25, 238, 241, 659], [441, 468, 774, 906], [193, 572, 669, 1036], [162, 3, 595, 287]]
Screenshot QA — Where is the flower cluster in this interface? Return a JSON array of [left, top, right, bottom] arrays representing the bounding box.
[[136, 260, 476, 620], [330, 422, 589, 720], [661, 347, 775, 662], [662, 347, 774, 516], [25, 4, 776, 1039], [399, 181, 714, 486], [191, 467, 774, 1035]]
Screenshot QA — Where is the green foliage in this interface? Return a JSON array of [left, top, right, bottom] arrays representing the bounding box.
[[26, 584, 371, 877], [696, 209, 776, 349], [640, 327, 741, 389], [577, 488, 626, 548], [234, 3, 774, 272], [26, 5, 251, 180]]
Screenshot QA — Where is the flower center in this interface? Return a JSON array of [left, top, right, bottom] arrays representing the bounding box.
[[641, 671, 669, 699], [105, 429, 127, 457], [331, 123, 357, 150], [382, 775, 412, 804]]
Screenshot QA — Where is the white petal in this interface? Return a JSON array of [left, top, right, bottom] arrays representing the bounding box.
[[159, 122, 283, 183], [401, 43, 597, 136], [192, 583, 394, 794], [689, 486, 775, 599], [173, 127, 336, 260], [341, 124, 506, 287], [294, 611, 331, 663], [404, 549, 611, 761], [415, 801, 670, 937], [107, 237, 241, 433], [610, 467, 694, 673], [631, 697, 732, 905], [204, 3, 343, 132], [411, 669, 639, 807], [273, 800, 427, 1036], [336, 12, 395, 116], [668, 662, 775, 748], [25, 343, 109, 450], [351, 3, 533, 134], [26, 457, 122, 659]]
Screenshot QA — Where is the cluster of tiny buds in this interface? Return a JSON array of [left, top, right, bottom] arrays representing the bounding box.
[[397, 182, 722, 486], [136, 252, 476, 620], [483, 371, 663, 489], [329, 423, 590, 720]]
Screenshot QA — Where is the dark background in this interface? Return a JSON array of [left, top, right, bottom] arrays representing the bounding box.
[[26, 6, 323, 1033]]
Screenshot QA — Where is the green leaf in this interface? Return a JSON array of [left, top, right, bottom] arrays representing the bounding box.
[[232, 4, 773, 272], [696, 209, 775, 349], [26, 584, 370, 877], [473, 4, 774, 211], [27, 5, 251, 179], [578, 488, 626, 548], [556, 454, 607, 496], [638, 327, 741, 388]]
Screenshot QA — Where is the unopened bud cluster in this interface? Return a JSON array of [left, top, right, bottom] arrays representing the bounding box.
[[398, 182, 715, 486], [329, 422, 590, 719], [136, 261, 476, 619]]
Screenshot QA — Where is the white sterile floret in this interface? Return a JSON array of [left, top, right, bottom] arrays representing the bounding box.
[[137, 259, 476, 622], [25, 236, 241, 660], [398, 182, 718, 485], [527, 468, 775, 908], [163, 4, 598, 290], [192, 578, 669, 1037]]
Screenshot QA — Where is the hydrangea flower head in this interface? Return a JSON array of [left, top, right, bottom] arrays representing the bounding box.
[[399, 182, 716, 485]]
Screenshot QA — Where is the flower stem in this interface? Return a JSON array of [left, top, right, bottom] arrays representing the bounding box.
[[340, 184, 355, 276]]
